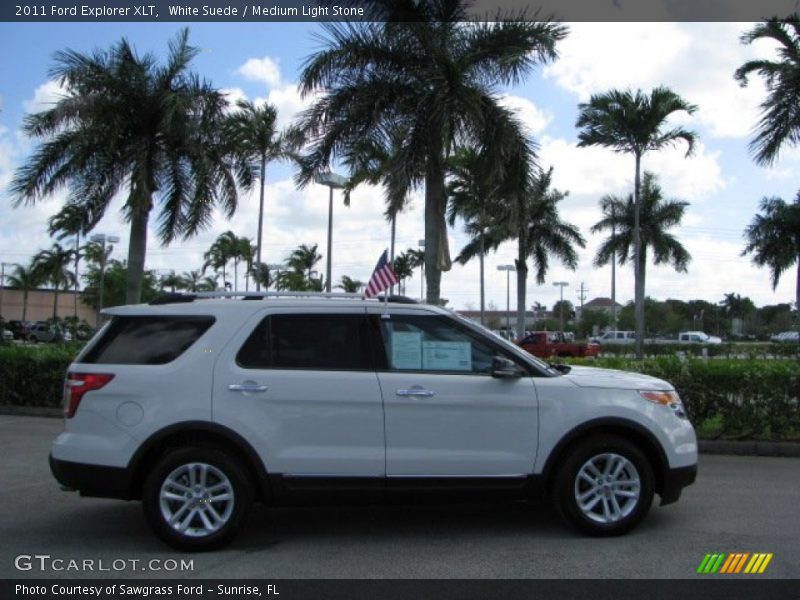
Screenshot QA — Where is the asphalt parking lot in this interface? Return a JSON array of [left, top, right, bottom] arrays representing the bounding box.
[[1, 414, 798, 579]]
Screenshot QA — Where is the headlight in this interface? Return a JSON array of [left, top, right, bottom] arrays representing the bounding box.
[[639, 390, 687, 419]]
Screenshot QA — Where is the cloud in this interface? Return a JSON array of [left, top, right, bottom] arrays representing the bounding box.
[[23, 80, 67, 113], [499, 94, 551, 136], [539, 137, 724, 203], [236, 56, 281, 88], [545, 23, 769, 139]]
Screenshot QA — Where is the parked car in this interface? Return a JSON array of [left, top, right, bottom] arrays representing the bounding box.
[[771, 331, 799, 343], [1, 327, 12, 342], [7, 320, 33, 340], [50, 292, 697, 550], [590, 330, 636, 344], [678, 331, 722, 345], [28, 322, 72, 343], [516, 331, 599, 359]]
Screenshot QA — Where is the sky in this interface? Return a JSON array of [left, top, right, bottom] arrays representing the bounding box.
[[0, 20, 798, 313]]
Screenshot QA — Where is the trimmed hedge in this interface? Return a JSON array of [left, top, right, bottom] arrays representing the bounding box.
[[564, 356, 800, 441], [0, 344, 78, 409], [1, 345, 798, 441], [597, 341, 800, 359]]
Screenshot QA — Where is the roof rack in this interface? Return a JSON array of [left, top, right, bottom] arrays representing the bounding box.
[[149, 291, 419, 305]]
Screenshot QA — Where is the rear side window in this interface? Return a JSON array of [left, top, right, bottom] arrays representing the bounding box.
[[82, 316, 215, 365], [237, 314, 373, 371]]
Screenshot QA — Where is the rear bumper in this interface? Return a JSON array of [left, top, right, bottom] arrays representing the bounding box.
[[49, 454, 134, 500], [659, 463, 697, 505]]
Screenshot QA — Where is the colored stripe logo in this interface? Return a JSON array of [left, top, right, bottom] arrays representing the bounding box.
[[697, 553, 773, 574]]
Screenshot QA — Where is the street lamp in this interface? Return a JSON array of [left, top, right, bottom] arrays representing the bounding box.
[[418, 239, 425, 301], [315, 170, 348, 293], [497, 264, 516, 333], [553, 281, 569, 334], [90, 233, 119, 325]]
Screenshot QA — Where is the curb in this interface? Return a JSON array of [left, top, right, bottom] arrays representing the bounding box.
[[698, 439, 800, 458], [2, 406, 800, 458], [0, 405, 62, 418]]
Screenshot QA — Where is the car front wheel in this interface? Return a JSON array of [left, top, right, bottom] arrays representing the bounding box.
[[553, 435, 654, 536], [143, 447, 252, 551]]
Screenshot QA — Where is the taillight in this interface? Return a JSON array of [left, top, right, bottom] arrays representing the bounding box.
[[64, 372, 114, 418]]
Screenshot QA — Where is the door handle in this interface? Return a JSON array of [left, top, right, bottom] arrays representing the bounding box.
[[228, 383, 269, 393], [396, 389, 436, 397]]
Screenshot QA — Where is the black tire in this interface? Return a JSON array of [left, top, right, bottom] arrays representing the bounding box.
[[552, 435, 654, 536], [143, 446, 253, 551]]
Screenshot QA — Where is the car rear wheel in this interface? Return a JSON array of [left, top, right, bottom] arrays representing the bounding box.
[[143, 447, 252, 551], [553, 435, 654, 536]]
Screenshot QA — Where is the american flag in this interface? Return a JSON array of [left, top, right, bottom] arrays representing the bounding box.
[[364, 250, 399, 298]]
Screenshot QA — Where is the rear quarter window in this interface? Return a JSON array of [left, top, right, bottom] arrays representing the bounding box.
[[81, 316, 215, 365]]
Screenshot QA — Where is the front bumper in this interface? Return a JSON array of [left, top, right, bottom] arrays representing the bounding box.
[[49, 454, 134, 500], [659, 463, 697, 505]]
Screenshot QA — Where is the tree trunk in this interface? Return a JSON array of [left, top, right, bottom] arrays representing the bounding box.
[[424, 148, 446, 304], [22, 290, 28, 323], [633, 152, 644, 360], [256, 156, 266, 292], [516, 225, 528, 340], [74, 233, 80, 331], [125, 188, 151, 305], [479, 208, 485, 327], [52, 286, 59, 321]]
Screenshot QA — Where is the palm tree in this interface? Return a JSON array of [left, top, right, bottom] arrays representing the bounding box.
[[734, 16, 800, 165], [458, 167, 585, 337], [405, 248, 426, 300], [447, 147, 505, 327], [33, 243, 76, 321], [197, 276, 219, 292], [180, 270, 203, 292], [5, 262, 41, 323], [48, 200, 101, 327], [286, 244, 322, 281], [742, 194, 800, 323], [225, 100, 294, 290], [591, 172, 692, 334], [158, 270, 184, 293], [203, 232, 238, 289], [720, 292, 757, 335], [11, 29, 252, 304], [336, 275, 364, 294], [296, 3, 567, 303], [576, 87, 697, 358], [236, 237, 256, 291], [392, 253, 414, 296]]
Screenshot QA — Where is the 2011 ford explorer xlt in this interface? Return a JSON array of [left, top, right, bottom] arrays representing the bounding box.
[[50, 292, 697, 550]]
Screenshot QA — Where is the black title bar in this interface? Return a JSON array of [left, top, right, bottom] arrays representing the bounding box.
[[2, 0, 798, 23]]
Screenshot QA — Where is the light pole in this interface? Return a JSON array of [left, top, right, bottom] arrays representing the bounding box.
[[497, 265, 516, 333], [553, 281, 569, 334], [0, 262, 9, 321], [418, 239, 425, 301], [315, 170, 348, 293], [90, 233, 119, 325]]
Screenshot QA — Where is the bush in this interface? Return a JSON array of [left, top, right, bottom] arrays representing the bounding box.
[[597, 341, 800, 359], [0, 344, 80, 408], [563, 356, 800, 441]]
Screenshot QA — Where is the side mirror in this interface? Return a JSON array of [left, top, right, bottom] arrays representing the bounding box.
[[492, 356, 523, 378]]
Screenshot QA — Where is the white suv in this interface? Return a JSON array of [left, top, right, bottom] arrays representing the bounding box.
[[50, 293, 697, 550]]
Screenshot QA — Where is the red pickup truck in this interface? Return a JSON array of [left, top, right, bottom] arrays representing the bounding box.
[[516, 331, 599, 359]]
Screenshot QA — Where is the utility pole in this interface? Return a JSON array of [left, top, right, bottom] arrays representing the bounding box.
[[553, 281, 569, 334], [577, 282, 588, 321]]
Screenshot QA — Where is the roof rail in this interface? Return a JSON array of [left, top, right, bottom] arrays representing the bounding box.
[[148, 291, 421, 304]]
